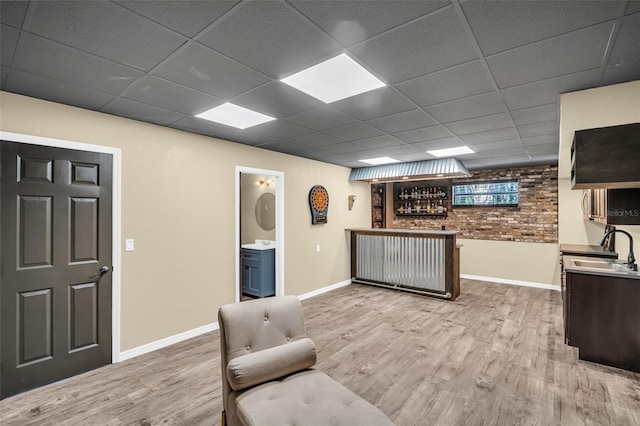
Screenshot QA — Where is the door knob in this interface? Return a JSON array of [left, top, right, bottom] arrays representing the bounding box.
[[91, 266, 110, 278]]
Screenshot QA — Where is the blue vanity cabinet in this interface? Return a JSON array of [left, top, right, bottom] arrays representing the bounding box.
[[241, 248, 275, 298]]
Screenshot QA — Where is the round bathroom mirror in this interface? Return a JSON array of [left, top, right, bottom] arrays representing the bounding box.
[[255, 192, 276, 231]]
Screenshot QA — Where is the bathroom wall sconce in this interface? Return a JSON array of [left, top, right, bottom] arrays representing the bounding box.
[[257, 179, 273, 187], [348, 194, 356, 210]]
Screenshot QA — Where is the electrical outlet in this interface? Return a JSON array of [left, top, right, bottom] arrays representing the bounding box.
[[316, 244, 320, 253]]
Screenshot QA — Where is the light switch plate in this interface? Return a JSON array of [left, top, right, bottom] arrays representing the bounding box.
[[125, 239, 134, 252]]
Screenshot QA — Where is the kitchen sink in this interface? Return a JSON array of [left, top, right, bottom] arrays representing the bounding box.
[[570, 259, 632, 272]]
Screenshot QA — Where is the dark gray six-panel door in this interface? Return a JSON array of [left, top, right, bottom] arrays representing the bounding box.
[[1, 141, 113, 399]]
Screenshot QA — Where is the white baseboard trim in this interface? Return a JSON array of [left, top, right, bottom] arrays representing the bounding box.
[[461, 274, 560, 291], [118, 280, 353, 362], [119, 322, 219, 362], [297, 279, 351, 301]]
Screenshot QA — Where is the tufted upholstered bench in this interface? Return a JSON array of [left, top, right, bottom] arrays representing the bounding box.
[[218, 295, 393, 426]]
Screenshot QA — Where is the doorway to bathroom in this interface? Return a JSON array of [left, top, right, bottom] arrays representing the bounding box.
[[235, 166, 284, 302]]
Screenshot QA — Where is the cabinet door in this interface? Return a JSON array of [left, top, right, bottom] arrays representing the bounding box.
[[242, 263, 261, 296]]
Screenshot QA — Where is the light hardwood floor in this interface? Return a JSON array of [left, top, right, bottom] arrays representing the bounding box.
[[1, 279, 639, 425]]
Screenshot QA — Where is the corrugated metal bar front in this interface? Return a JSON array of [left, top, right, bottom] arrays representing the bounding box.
[[355, 234, 445, 292]]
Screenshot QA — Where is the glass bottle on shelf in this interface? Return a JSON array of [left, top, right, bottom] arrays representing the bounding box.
[[437, 200, 444, 214]]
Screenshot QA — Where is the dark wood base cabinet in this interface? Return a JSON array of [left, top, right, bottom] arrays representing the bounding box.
[[565, 271, 640, 373]]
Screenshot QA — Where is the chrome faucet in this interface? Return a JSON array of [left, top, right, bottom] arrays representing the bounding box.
[[600, 229, 637, 271]]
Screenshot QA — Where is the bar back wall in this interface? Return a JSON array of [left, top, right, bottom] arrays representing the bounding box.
[[393, 165, 558, 243]]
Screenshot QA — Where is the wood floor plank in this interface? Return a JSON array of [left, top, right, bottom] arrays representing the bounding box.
[[1, 279, 639, 425]]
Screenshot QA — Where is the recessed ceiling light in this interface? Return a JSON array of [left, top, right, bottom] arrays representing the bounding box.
[[281, 53, 385, 103], [427, 146, 475, 157], [195, 102, 275, 129], [359, 157, 400, 165]]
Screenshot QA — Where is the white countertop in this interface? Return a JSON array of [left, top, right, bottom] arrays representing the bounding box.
[[242, 244, 275, 251]]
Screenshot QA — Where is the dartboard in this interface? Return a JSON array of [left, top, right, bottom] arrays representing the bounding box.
[[309, 185, 329, 224]]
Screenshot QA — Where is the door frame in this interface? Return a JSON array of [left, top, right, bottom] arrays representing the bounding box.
[[235, 166, 284, 302], [0, 131, 122, 363]]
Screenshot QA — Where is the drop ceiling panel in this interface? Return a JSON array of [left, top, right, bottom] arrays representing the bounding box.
[[367, 109, 436, 134], [626, 2, 640, 14], [410, 136, 462, 151], [522, 135, 558, 147], [153, 43, 270, 99], [173, 116, 242, 140], [447, 113, 513, 136], [115, 1, 239, 37], [246, 119, 311, 140], [526, 143, 559, 155], [321, 122, 385, 142], [396, 60, 495, 107], [487, 22, 613, 88], [458, 128, 519, 144], [606, 13, 640, 72], [0, 1, 28, 27], [601, 60, 640, 86], [6, 69, 114, 110], [28, 1, 187, 71], [464, 154, 540, 169], [197, 1, 342, 78], [290, 147, 332, 158], [394, 125, 453, 144], [289, 0, 448, 46], [1, 25, 19, 65], [351, 6, 477, 83], [284, 106, 357, 131], [256, 141, 301, 154], [370, 144, 422, 156], [480, 147, 530, 158], [12, 33, 144, 95], [123, 76, 222, 115], [353, 135, 405, 149], [468, 139, 523, 152], [501, 68, 601, 110], [517, 121, 558, 138], [425, 92, 506, 123], [103, 97, 187, 125], [321, 141, 371, 155], [230, 132, 279, 147], [511, 104, 558, 126], [331, 87, 414, 121], [231, 81, 322, 118], [284, 132, 342, 148], [462, 0, 623, 56]]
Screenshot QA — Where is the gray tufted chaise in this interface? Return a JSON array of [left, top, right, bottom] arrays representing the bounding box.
[[218, 295, 394, 426]]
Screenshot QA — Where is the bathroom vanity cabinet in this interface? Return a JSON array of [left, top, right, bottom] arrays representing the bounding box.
[[241, 247, 275, 298]]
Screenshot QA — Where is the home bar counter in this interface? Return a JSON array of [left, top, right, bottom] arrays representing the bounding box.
[[348, 228, 460, 300]]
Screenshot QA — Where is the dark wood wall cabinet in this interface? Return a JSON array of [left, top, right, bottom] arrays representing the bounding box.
[[581, 188, 640, 225], [571, 122, 640, 189]]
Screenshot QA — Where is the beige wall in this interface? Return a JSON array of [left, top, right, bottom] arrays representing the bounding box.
[[459, 239, 559, 285], [0, 92, 371, 351], [558, 81, 640, 264], [240, 173, 276, 245]]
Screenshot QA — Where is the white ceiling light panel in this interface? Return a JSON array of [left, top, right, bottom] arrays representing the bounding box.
[[281, 53, 386, 103], [359, 156, 400, 165], [427, 146, 475, 157], [196, 102, 275, 129]]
